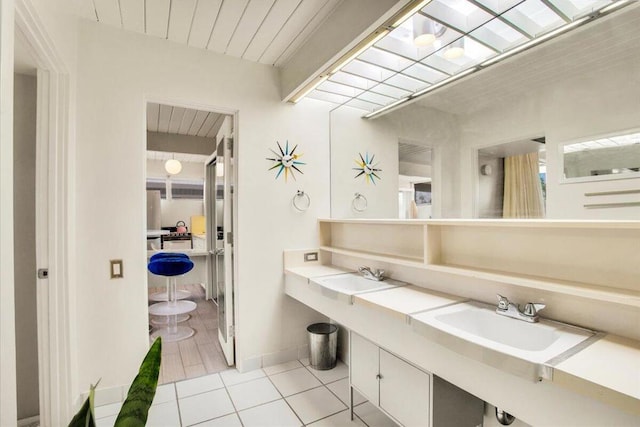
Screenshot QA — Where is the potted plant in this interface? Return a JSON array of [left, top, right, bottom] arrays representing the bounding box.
[[69, 337, 162, 427]]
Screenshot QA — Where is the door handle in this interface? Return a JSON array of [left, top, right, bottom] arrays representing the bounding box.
[[215, 248, 225, 255]]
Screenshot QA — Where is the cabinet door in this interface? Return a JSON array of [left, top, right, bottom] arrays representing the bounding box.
[[379, 349, 430, 427], [350, 332, 379, 404]]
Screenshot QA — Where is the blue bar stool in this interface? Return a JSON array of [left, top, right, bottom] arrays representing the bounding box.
[[148, 252, 193, 303], [148, 255, 197, 342]]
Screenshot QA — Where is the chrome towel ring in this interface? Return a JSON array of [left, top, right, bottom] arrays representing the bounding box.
[[293, 190, 311, 212], [352, 193, 367, 212]]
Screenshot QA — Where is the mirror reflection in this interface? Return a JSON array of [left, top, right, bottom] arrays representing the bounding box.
[[329, 4, 640, 220], [561, 131, 640, 181]]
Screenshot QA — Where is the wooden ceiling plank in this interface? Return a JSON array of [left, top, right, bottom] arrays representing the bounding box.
[[93, 0, 122, 27], [188, 0, 223, 48], [179, 108, 198, 134], [206, 114, 226, 138], [120, 0, 144, 32], [146, 0, 171, 38], [168, 107, 187, 134], [168, 0, 197, 44], [207, 116, 226, 139], [188, 111, 210, 136], [274, 0, 341, 67], [146, 103, 160, 132], [79, 0, 99, 21], [197, 112, 218, 138], [157, 104, 173, 133], [207, 0, 250, 54], [242, 0, 301, 62], [258, 0, 327, 65], [225, 0, 276, 57]]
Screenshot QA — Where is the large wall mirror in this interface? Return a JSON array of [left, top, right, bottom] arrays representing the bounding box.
[[560, 130, 640, 182], [329, 3, 640, 220]]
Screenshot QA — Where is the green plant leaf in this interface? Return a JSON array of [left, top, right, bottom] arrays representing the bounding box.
[[68, 380, 99, 427], [114, 337, 162, 427]]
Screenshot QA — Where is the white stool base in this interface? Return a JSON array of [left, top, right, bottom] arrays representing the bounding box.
[[149, 300, 197, 316], [150, 314, 190, 325], [150, 325, 194, 343], [149, 290, 191, 302]]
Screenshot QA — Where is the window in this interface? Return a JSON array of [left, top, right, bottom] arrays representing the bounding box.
[[146, 178, 204, 200]]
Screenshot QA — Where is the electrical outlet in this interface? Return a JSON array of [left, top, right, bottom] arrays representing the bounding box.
[[304, 252, 318, 262], [110, 260, 123, 279]]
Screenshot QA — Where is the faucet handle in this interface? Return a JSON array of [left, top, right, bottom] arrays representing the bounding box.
[[497, 294, 510, 310], [374, 269, 385, 279], [523, 302, 546, 317]]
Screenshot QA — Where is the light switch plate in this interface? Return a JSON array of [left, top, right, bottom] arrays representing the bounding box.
[[110, 260, 123, 279], [304, 252, 318, 262]]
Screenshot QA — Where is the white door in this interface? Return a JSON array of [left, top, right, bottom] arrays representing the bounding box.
[[216, 137, 235, 366], [379, 349, 431, 427], [350, 332, 380, 404]]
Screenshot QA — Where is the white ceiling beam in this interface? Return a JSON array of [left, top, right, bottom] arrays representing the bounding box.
[[279, 0, 409, 101]]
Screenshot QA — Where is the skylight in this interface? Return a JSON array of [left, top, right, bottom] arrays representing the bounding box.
[[299, 0, 629, 118]]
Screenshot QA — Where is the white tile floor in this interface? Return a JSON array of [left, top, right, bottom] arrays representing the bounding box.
[[95, 360, 397, 427]]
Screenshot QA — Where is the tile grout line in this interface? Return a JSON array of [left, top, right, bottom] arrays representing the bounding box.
[[263, 369, 306, 426]]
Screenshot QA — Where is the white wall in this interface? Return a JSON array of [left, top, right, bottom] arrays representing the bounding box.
[[0, 1, 17, 423], [13, 73, 39, 420], [74, 21, 331, 393], [146, 159, 205, 181], [477, 154, 503, 218], [330, 106, 399, 219]]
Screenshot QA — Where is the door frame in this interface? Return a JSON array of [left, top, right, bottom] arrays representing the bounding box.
[[13, 0, 73, 425], [143, 96, 239, 364]]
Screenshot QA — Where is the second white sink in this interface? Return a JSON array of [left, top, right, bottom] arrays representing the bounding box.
[[311, 273, 406, 303]]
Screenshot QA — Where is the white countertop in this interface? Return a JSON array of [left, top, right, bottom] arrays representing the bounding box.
[[284, 263, 640, 416], [146, 229, 170, 238]]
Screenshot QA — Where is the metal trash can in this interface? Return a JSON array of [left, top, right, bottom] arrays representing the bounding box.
[[307, 323, 338, 370]]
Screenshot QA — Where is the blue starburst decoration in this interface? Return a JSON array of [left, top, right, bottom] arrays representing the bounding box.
[[266, 140, 305, 182], [353, 152, 382, 184]]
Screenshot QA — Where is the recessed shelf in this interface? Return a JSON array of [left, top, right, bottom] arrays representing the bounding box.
[[319, 246, 425, 268], [425, 264, 640, 309], [319, 219, 640, 309]]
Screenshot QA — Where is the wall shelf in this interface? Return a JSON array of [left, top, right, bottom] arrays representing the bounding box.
[[319, 219, 640, 309], [319, 246, 425, 268]]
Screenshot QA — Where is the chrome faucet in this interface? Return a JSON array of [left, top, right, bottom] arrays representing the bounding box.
[[358, 266, 385, 281], [496, 294, 545, 323]]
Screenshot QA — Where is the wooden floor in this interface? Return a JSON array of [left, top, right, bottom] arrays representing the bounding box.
[[149, 284, 230, 384]]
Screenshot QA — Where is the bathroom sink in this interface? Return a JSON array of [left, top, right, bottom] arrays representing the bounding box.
[[411, 301, 595, 380], [311, 273, 406, 303]]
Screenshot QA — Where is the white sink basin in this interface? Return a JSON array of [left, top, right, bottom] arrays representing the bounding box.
[[411, 301, 595, 379], [311, 273, 405, 303]]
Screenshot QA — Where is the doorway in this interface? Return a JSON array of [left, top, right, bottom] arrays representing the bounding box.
[[144, 101, 236, 383], [13, 27, 40, 427]]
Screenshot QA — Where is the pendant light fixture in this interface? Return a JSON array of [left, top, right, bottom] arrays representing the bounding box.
[[413, 15, 446, 47], [443, 38, 465, 60], [165, 154, 182, 175]]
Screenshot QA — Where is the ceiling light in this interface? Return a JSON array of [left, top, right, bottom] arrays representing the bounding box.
[[165, 158, 182, 175], [413, 16, 446, 47], [289, 75, 329, 103], [329, 30, 390, 75], [443, 39, 465, 60]]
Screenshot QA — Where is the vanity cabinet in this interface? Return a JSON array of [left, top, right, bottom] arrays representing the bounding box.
[[350, 332, 482, 427]]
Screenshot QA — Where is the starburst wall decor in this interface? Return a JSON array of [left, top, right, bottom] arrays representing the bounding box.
[[266, 140, 305, 182], [353, 152, 382, 184]]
